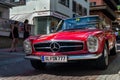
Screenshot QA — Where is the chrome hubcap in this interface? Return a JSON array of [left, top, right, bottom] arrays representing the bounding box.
[[104, 47, 108, 65]]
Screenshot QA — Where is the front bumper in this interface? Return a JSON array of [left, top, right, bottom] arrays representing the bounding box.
[[25, 53, 102, 61]]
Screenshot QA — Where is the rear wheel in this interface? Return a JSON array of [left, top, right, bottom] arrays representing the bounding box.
[[96, 43, 109, 70], [30, 60, 46, 70]]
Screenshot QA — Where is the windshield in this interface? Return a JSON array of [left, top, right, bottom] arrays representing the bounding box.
[[55, 16, 100, 32]]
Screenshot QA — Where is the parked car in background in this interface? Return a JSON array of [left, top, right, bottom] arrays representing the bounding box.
[[24, 15, 116, 70]]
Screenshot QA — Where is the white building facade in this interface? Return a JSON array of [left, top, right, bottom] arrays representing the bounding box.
[[10, 0, 89, 35], [0, 0, 15, 36]]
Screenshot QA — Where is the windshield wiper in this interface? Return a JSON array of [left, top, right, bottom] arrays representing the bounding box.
[[63, 28, 84, 31]]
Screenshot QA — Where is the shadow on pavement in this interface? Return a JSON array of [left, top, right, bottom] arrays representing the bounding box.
[[0, 44, 120, 78]]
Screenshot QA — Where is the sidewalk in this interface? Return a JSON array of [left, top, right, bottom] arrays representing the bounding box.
[[0, 47, 25, 66], [0, 47, 23, 53]]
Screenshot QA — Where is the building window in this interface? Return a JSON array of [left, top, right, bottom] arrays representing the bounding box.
[[59, 0, 69, 7], [90, 2, 96, 6], [82, 7, 87, 16], [12, 0, 26, 5], [10, 0, 14, 2], [0, 12, 2, 18], [34, 16, 60, 34], [78, 4, 82, 15], [72, 1, 77, 12], [14, 0, 20, 2]]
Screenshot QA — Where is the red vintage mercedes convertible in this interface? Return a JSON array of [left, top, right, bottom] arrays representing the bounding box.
[[24, 15, 116, 70]]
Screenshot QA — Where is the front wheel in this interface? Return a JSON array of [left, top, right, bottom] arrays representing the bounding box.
[[110, 43, 117, 56], [30, 60, 46, 70], [96, 43, 109, 70]]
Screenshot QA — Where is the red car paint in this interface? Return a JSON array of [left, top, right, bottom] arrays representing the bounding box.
[[25, 16, 116, 64], [28, 28, 116, 56]]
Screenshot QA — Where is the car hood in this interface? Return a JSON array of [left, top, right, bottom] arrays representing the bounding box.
[[32, 29, 102, 43]]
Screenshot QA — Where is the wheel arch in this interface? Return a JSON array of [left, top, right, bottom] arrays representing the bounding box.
[[98, 37, 109, 54]]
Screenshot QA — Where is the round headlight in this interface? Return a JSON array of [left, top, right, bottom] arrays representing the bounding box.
[[87, 36, 98, 52], [23, 39, 32, 54]]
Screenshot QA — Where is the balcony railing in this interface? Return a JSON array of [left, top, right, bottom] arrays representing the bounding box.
[[104, 0, 117, 10], [90, 5, 116, 20], [117, 15, 120, 18]]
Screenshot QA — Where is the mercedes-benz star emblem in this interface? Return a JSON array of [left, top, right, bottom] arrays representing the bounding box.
[[50, 42, 60, 52]]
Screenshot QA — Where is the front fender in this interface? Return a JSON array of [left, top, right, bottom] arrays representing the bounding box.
[[97, 34, 107, 54]]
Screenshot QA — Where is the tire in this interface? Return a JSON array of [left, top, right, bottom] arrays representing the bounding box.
[[110, 43, 117, 56], [30, 60, 46, 70], [96, 43, 109, 70]]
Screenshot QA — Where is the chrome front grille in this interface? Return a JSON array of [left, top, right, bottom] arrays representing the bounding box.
[[34, 40, 84, 52]]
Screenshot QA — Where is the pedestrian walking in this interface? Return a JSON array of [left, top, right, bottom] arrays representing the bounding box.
[[23, 19, 30, 39], [9, 21, 19, 52]]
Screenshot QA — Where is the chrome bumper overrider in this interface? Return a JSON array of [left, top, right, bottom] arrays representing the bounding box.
[[25, 53, 102, 60]]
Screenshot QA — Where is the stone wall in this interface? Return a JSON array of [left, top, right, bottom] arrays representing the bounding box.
[[0, 36, 24, 49]]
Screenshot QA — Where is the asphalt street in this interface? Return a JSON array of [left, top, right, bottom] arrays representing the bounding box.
[[0, 43, 120, 80], [0, 48, 25, 66]]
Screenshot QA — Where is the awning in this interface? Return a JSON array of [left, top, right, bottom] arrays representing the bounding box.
[[10, 13, 33, 24], [0, 1, 15, 8]]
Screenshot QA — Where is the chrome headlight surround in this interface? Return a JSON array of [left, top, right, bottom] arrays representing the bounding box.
[[23, 39, 32, 54], [87, 36, 99, 53]]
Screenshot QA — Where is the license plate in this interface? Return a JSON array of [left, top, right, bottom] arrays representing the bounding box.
[[41, 56, 67, 63]]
